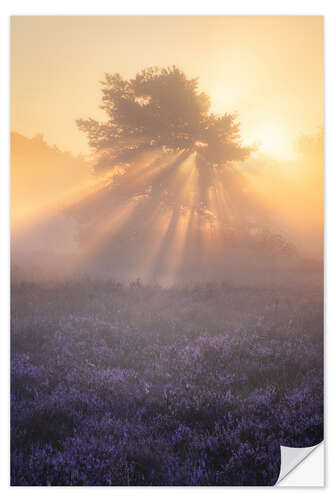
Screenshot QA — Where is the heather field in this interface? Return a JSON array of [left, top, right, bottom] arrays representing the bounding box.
[[11, 278, 323, 486]]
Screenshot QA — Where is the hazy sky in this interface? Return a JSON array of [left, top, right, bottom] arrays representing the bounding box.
[[11, 16, 323, 159]]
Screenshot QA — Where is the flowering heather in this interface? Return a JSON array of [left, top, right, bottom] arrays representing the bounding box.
[[11, 279, 323, 486]]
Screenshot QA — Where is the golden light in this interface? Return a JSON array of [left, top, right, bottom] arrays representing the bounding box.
[[247, 122, 294, 160]]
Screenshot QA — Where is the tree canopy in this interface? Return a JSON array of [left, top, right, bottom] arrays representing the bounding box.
[[77, 66, 254, 170], [72, 66, 297, 282]]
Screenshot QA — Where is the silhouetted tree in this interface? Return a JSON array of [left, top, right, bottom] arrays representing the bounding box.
[[73, 66, 296, 283], [77, 66, 253, 171]]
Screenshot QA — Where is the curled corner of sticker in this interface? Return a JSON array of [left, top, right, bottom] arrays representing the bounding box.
[[277, 442, 324, 486]]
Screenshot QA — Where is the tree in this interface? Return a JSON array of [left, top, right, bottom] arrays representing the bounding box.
[[77, 66, 253, 171], [74, 66, 294, 284]]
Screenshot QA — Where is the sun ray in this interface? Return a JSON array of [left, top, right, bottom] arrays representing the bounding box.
[[142, 154, 197, 284], [73, 195, 145, 272]]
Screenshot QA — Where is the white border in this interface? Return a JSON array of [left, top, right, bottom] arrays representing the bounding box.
[[0, 1, 330, 15], [1, 1, 332, 497]]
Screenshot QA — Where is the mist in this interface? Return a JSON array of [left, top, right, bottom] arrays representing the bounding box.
[[11, 129, 323, 287], [10, 19, 323, 486], [243, 128, 323, 260]]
